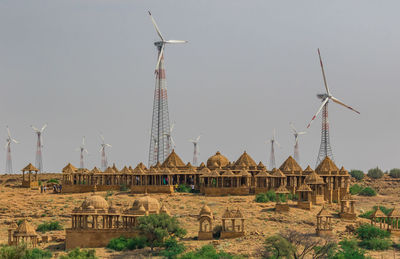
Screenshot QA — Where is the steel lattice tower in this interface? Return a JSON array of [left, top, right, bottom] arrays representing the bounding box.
[[316, 101, 334, 167], [148, 49, 171, 166]]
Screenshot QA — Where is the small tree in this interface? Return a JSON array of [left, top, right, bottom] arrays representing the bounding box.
[[349, 184, 363, 195], [159, 237, 185, 259], [349, 170, 365, 181], [59, 248, 97, 259], [389, 168, 400, 178], [264, 235, 294, 258], [359, 187, 376, 197], [367, 167, 384, 179], [137, 213, 186, 251]]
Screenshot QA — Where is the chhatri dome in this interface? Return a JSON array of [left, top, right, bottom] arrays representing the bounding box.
[[131, 195, 160, 214], [80, 195, 109, 210], [207, 151, 229, 169]]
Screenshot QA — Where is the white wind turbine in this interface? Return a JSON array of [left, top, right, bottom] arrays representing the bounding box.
[[268, 129, 281, 169], [163, 122, 176, 153], [306, 49, 360, 166], [31, 124, 47, 173], [189, 135, 202, 166], [99, 134, 111, 171], [5, 126, 19, 174], [148, 11, 188, 72], [290, 122, 306, 163], [76, 136, 88, 169]]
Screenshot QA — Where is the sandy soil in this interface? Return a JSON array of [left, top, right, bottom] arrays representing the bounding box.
[[1, 174, 400, 258]]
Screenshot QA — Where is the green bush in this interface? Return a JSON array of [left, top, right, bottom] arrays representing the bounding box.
[[47, 179, 59, 184], [159, 237, 185, 259], [59, 248, 97, 259], [356, 224, 390, 240], [264, 235, 294, 259], [179, 245, 242, 259], [287, 193, 298, 201], [359, 206, 393, 221], [350, 184, 363, 195], [0, 244, 52, 259], [350, 170, 365, 181], [329, 239, 370, 259], [359, 238, 392, 250], [359, 187, 377, 196], [367, 167, 384, 179], [36, 221, 63, 233], [175, 184, 191, 193], [389, 168, 400, 178], [107, 236, 128, 251], [255, 193, 269, 203], [107, 236, 148, 251], [137, 213, 187, 251]]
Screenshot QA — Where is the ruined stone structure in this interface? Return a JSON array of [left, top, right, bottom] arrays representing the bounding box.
[[198, 205, 214, 240], [220, 208, 245, 239], [339, 194, 357, 220], [21, 163, 39, 189], [66, 193, 166, 249], [8, 220, 38, 247], [275, 185, 290, 212], [316, 206, 333, 236], [61, 151, 350, 201]]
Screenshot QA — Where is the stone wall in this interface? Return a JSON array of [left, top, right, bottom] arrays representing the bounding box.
[[65, 228, 139, 249], [131, 185, 174, 194], [62, 185, 121, 193], [202, 187, 249, 196], [220, 231, 244, 239]]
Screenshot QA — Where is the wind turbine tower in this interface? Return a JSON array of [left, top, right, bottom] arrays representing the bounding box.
[[147, 11, 187, 166], [99, 134, 111, 171], [189, 135, 201, 166], [290, 122, 306, 162], [306, 49, 360, 167], [77, 136, 88, 169], [268, 129, 280, 169], [5, 126, 19, 174], [31, 124, 47, 173]]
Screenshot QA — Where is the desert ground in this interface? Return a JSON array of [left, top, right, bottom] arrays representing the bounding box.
[[1, 173, 400, 258]]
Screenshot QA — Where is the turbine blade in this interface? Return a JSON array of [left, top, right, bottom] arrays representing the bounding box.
[[298, 132, 307, 135], [82, 136, 85, 146], [106, 144, 112, 148], [289, 122, 297, 134], [196, 135, 201, 142], [41, 123, 47, 132], [170, 137, 175, 147], [155, 44, 165, 71], [331, 96, 360, 114], [84, 149, 89, 154], [100, 134, 105, 142], [99, 147, 103, 152], [165, 40, 188, 44], [6, 126, 11, 138], [148, 11, 164, 41], [31, 125, 39, 132], [306, 97, 329, 128], [318, 48, 331, 95], [170, 122, 175, 132], [12, 139, 19, 144]]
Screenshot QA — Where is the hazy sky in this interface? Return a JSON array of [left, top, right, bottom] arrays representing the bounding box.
[[1, 0, 399, 173]]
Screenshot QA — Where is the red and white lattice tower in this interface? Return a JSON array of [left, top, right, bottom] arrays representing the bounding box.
[[148, 11, 187, 166]]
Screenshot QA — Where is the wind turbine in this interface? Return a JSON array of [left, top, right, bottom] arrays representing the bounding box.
[[99, 134, 111, 171], [290, 122, 306, 163], [163, 122, 176, 154], [76, 136, 88, 169], [31, 124, 47, 173], [189, 135, 202, 166], [306, 49, 360, 166], [5, 126, 19, 174], [148, 11, 187, 166], [268, 129, 280, 169]]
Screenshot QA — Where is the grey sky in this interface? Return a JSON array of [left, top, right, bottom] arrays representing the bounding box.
[[1, 0, 399, 173]]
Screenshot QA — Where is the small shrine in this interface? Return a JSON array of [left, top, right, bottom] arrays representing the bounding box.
[[198, 205, 213, 240], [339, 194, 357, 220], [220, 208, 245, 239], [370, 207, 387, 230], [316, 206, 333, 236], [8, 220, 38, 247], [21, 163, 39, 189], [387, 207, 400, 235], [296, 183, 313, 210], [275, 185, 290, 212]]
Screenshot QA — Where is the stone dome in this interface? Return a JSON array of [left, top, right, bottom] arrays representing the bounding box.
[[207, 151, 229, 169], [131, 195, 160, 214], [81, 195, 109, 210]]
